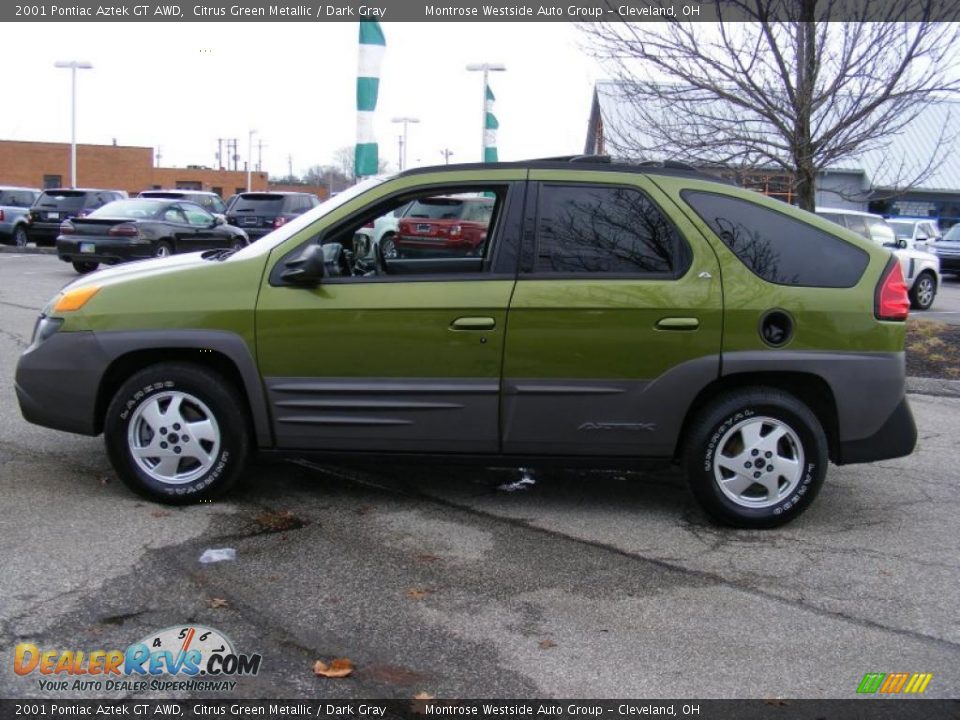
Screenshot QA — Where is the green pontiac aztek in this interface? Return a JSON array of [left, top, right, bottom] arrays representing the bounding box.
[[15, 157, 917, 528]]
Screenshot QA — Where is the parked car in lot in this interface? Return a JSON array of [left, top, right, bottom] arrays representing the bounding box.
[[887, 217, 941, 251], [0, 186, 40, 247], [138, 190, 227, 216], [816, 207, 941, 310], [352, 201, 412, 259], [225, 191, 319, 240], [931, 223, 960, 275], [55, 198, 249, 273], [29, 189, 127, 246], [395, 196, 494, 258], [15, 157, 917, 528]]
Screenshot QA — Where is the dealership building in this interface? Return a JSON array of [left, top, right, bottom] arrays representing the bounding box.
[[0, 139, 327, 199], [585, 80, 960, 228]]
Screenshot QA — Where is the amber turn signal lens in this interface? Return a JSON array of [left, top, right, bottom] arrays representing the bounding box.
[[53, 285, 100, 313]]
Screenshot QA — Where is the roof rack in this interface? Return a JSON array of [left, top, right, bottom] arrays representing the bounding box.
[[529, 154, 612, 164]]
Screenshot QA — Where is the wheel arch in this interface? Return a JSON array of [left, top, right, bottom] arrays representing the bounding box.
[[675, 371, 840, 463], [93, 332, 272, 448]]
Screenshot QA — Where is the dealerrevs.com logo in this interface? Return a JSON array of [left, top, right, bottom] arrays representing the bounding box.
[[14, 625, 261, 693], [856, 672, 934, 695]]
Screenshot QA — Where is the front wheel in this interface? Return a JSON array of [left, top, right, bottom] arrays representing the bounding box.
[[72, 260, 99, 274], [104, 363, 250, 503], [683, 389, 827, 528], [910, 271, 936, 310], [380, 234, 399, 259]]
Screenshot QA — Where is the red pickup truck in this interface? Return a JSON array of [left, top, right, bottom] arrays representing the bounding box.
[[395, 196, 494, 258]]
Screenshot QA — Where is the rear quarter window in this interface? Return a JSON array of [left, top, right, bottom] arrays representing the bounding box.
[[683, 191, 869, 288]]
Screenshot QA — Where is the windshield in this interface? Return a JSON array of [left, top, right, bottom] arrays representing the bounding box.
[[867, 218, 896, 243], [944, 225, 960, 242], [89, 200, 162, 219], [228, 176, 391, 260], [37, 191, 86, 209], [887, 221, 914, 239]]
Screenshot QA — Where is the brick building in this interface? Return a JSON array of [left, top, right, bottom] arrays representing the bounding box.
[[0, 139, 328, 200]]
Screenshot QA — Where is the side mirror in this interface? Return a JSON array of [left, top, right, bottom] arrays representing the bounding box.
[[896, 238, 908, 249], [213, 215, 226, 226], [281, 244, 327, 285]]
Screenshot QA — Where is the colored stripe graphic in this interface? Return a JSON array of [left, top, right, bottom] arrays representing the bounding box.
[[857, 672, 932, 694]]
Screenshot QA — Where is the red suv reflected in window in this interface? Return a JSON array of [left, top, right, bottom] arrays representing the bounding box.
[[396, 196, 494, 257]]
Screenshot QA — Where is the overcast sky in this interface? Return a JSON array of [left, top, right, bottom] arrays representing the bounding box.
[[2, 23, 605, 177]]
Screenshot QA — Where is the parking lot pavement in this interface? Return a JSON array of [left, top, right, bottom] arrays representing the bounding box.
[[925, 272, 960, 324], [1, 253, 958, 699]]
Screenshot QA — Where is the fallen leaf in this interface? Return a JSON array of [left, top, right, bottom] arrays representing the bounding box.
[[267, 575, 280, 582], [313, 658, 354, 678], [538, 639, 557, 649], [763, 699, 788, 707], [150, 510, 171, 518], [99, 475, 111, 486], [414, 692, 434, 700], [355, 506, 372, 516], [254, 510, 306, 533], [405, 588, 432, 601], [415, 553, 441, 563], [208, 597, 229, 609]]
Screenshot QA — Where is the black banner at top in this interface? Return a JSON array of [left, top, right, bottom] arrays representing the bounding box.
[[4, 0, 960, 22]]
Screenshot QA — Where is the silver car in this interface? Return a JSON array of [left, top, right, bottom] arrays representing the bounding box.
[[0, 186, 40, 247], [816, 207, 941, 310]]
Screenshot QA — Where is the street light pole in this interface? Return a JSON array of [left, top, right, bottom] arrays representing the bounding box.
[[247, 129, 257, 191], [391, 117, 420, 171], [54, 60, 93, 188], [466, 63, 505, 162]]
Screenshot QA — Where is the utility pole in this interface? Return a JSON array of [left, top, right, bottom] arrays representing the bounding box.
[[257, 138, 266, 172], [156, 146, 162, 167], [288, 154, 293, 180], [216, 138, 225, 169], [441, 148, 454, 164], [391, 117, 420, 171], [54, 60, 93, 188]]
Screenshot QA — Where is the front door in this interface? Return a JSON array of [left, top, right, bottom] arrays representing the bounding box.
[[255, 180, 525, 453], [501, 173, 723, 457]]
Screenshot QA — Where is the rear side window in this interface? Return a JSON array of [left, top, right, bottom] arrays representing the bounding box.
[[683, 191, 869, 287], [233, 194, 284, 214], [535, 184, 689, 276]]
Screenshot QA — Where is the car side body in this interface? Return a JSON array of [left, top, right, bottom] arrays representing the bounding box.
[[15, 160, 917, 528], [0, 186, 40, 246]]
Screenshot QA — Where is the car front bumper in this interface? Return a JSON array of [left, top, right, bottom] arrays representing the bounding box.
[[15, 330, 109, 436]]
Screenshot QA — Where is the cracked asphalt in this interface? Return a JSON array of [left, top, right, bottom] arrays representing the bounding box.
[[1, 253, 958, 700]]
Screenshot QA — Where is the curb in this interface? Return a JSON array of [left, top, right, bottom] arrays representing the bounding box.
[[907, 376, 960, 398], [0, 245, 56, 255]]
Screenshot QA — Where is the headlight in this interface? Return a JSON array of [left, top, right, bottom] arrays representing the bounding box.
[[31, 316, 63, 345]]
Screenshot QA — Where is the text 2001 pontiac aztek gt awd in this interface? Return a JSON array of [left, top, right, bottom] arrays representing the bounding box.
[[15, 157, 917, 528]]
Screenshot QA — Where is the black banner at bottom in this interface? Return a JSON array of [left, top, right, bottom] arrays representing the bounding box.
[[1, 700, 958, 720]]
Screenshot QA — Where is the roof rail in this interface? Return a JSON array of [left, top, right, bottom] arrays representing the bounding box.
[[528, 154, 612, 164], [636, 160, 699, 171]]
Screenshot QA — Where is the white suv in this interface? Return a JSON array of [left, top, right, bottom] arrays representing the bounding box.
[[887, 218, 942, 252], [816, 207, 941, 310]]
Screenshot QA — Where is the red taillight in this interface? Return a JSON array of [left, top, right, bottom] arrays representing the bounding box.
[[362, 221, 375, 229], [60, 221, 75, 235], [273, 216, 287, 229], [0, 210, 4, 221], [875, 257, 910, 321], [108, 223, 139, 237]]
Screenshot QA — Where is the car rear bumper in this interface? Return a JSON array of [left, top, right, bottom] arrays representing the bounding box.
[[28, 222, 61, 242], [15, 330, 108, 436], [836, 397, 917, 464], [57, 237, 154, 264]]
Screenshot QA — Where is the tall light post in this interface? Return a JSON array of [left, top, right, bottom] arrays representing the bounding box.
[[54, 60, 93, 188], [247, 129, 257, 191], [391, 117, 420, 171], [466, 63, 505, 162]]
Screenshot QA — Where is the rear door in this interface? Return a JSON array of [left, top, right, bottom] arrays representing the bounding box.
[[501, 172, 723, 457], [255, 178, 525, 453]]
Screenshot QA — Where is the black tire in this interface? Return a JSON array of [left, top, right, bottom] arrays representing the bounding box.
[[72, 260, 100, 274], [380, 234, 398, 259], [104, 362, 250, 504], [13, 225, 29, 247], [154, 240, 174, 258], [909, 271, 936, 310], [230, 238, 246, 250], [683, 388, 828, 529]]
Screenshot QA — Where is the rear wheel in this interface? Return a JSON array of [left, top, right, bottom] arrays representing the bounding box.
[[13, 225, 29, 247], [910, 271, 936, 310], [104, 363, 250, 504], [380, 234, 398, 259], [230, 238, 246, 250], [72, 260, 99, 274], [683, 388, 827, 528], [154, 240, 173, 258]]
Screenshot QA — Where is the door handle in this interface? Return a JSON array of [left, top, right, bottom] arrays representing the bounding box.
[[450, 316, 496, 331], [656, 317, 700, 330]]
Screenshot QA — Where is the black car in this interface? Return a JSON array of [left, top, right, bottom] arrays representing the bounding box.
[[56, 198, 249, 273], [138, 190, 227, 216], [225, 191, 319, 240], [29, 189, 127, 246]]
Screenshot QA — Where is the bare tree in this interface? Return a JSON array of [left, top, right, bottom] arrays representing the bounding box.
[[582, 1, 960, 210]]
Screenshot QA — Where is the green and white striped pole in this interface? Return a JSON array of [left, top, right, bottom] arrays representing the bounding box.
[[484, 84, 498, 163], [355, 20, 385, 178], [466, 63, 506, 163]]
